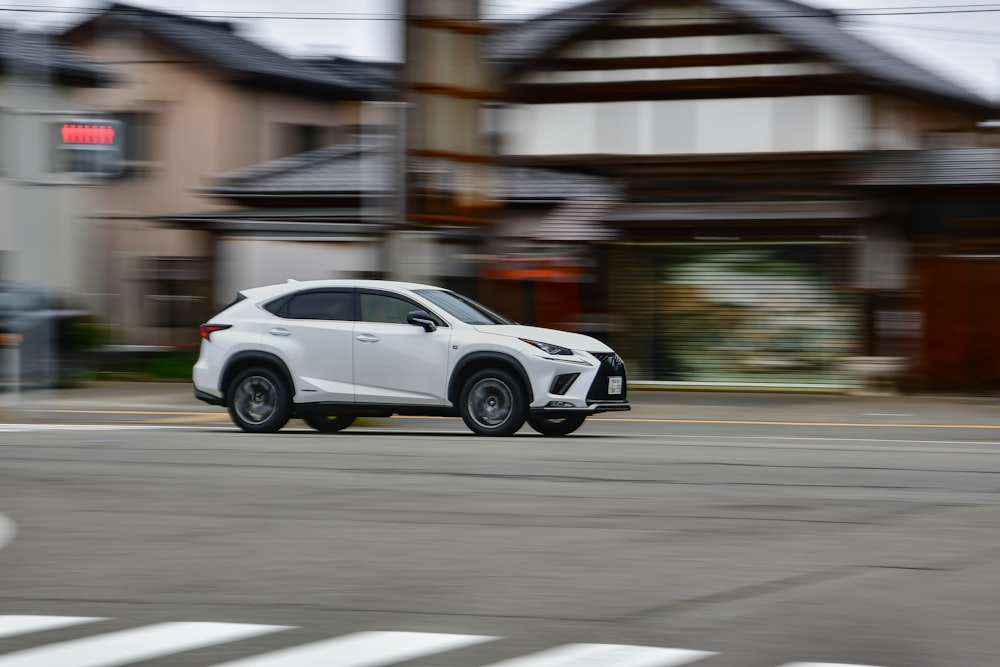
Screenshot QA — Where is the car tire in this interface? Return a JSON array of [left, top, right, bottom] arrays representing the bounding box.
[[527, 414, 586, 436], [227, 367, 292, 433], [459, 368, 528, 437], [302, 414, 356, 433]]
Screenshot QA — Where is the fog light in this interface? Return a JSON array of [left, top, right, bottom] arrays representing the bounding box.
[[546, 400, 575, 408], [550, 372, 579, 395]]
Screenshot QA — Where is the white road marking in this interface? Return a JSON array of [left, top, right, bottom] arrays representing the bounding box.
[[210, 630, 495, 667], [0, 621, 290, 667], [0, 514, 15, 552], [479, 643, 715, 667], [0, 616, 106, 639], [618, 433, 1000, 447], [0, 425, 157, 432]]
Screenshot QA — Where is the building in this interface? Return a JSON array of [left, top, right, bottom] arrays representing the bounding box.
[[60, 3, 395, 345], [860, 148, 1000, 391], [486, 0, 996, 389], [0, 27, 111, 293], [161, 133, 621, 330]]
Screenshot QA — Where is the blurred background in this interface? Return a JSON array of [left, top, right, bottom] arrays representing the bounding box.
[[0, 0, 998, 392]]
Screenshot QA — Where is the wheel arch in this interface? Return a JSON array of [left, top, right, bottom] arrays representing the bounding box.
[[220, 351, 295, 405], [448, 352, 533, 406]]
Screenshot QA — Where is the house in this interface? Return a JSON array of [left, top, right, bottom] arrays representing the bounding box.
[[158, 133, 399, 311], [0, 27, 112, 293], [160, 130, 621, 332], [485, 0, 996, 389], [60, 3, 395, 345], [859, 148, 1000, 391]]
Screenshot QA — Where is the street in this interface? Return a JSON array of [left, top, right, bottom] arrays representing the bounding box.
[[1, 387, 1000, 666]]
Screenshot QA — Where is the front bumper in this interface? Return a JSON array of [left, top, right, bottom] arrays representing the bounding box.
[[531, 400, 630, 415], [522, 349, 629, 413]]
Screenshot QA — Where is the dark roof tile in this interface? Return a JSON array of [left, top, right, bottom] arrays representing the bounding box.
[[860, 148, 1000, 186], [206, 138, 620, 200], [0, 26, 110, 84], [66, 3, 380, 99]]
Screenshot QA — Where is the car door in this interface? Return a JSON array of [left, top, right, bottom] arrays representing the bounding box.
[[352, 290, 452, 405], [263, 289, 355, 403]]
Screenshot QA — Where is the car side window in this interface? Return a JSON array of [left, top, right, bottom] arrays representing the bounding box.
[[284, 291, 352, 321], [360, 292, 439, 325]]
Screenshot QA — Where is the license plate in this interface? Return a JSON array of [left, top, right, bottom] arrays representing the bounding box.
[[608, 376, 623, 395]]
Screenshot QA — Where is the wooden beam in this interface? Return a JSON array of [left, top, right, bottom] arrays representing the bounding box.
[[536, 52, 810, 72], [410, 16, 493, 35], [411, 83, 501, 100], [508, 74, 860, 103], [410, 149, 494, 164], [578, 22, 761, 40]]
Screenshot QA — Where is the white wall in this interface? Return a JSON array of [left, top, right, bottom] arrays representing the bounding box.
[[502, 95, 872, 155], [0, 79, 96, 295], [216, 238, 380, 308]]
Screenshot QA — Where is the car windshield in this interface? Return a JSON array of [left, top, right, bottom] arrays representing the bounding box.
[[415, 289, 514, 325]]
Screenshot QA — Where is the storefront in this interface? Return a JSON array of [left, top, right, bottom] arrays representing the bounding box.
[[607, 241, 864, 387], [594, 196, 888, 388]]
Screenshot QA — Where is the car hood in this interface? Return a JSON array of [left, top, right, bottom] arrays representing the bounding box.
[[473, 325, 612, 353]]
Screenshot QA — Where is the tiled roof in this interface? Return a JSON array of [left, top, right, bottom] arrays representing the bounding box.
[[64, 3, 382, 99], [295, 56, 400, 97], [527, 194, 622, 241], [208, 140, 397, 195], [495, 164, 620, 200], [206, 138, 621, 200], [0, 27, 109, 84], [859, 149, 1000, 186], [488, 0, 628, 66], [488, 0, 994, 112]]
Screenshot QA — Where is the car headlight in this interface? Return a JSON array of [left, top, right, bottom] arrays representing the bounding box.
[[520, 338, 573, 356]]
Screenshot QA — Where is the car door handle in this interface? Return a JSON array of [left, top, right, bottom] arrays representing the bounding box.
[[355, 333, 379, 343], [268, 327, 291, 336]]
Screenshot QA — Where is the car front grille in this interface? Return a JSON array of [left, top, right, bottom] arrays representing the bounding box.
[[587, 352, 627, 402]]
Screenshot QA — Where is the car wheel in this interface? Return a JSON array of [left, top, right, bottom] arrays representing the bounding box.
[[302, 414, 356, 433], [459, 368, 528, 436], [227, 367, 291, 433], [527, 414, 586, 436]]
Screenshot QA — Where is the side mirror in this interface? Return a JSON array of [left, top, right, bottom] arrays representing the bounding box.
[[406, 310, 438, 332]]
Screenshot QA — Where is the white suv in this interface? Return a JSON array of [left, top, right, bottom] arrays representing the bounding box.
[[193, 280, 629, 436]]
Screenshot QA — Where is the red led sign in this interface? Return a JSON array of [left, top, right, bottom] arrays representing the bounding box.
[[61, 123, 116, 145]]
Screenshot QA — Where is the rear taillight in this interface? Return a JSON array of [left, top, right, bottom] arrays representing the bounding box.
[[199, 323, 232, 340]]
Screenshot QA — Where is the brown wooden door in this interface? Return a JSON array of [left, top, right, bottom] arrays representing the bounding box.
[[919, 256, 1000, 391]]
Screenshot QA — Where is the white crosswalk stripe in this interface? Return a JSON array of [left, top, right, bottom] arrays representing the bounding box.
[[0, 616, 106, 640], [0, 615, 892, 667], [0, 425, 158, 432], [0, 621, 289, 667], [210, 630, 496, 667], [478, 643, 715, 667]]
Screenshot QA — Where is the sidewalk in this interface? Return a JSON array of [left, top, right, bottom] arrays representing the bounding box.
[[2, 382, 999, 427]]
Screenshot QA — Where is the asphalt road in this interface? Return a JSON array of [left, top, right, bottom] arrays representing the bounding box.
[[2, 386, 1000, 666]]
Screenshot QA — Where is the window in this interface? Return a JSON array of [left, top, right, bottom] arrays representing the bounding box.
[[285, 291, 353, 320], [360, 292, 434, 325], [414, 289, 511, 325], [143, 257, 210, 329], [284, 123, 325, 155], [118, 111, 151, 164], [51, 112, 152, 177]]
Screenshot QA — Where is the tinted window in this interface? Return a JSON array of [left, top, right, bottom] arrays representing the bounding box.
[[360, 292, 436, 325], [262, 295, 290, 317], [285, 291, 352, 320], [414, 289, 513, 325]]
